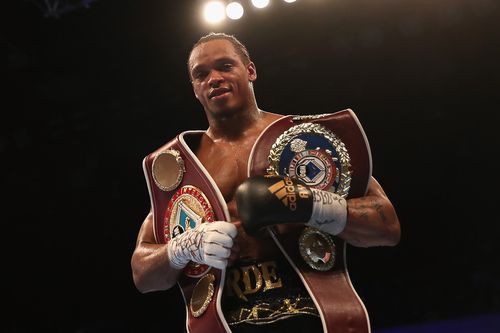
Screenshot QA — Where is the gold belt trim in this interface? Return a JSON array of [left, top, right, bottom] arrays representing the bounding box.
[[227, 295, 319, 325]]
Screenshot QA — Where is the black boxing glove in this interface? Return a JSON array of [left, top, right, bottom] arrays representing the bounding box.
[[235, 175, 347, 236]]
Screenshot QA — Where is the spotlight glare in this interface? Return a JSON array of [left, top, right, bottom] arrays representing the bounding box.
[[203, 1, 226, 23], [226, 2, 244, 20], [251, 0, 270, 9], [283, 0, 297, 3]]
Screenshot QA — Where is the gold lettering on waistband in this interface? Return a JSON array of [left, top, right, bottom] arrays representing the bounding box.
[[241, 265, 263, 296], [227, 267, 246, 301], [226, 296, 319, 326], [226, 261, 284, 302], [259, 261, 283, 292]]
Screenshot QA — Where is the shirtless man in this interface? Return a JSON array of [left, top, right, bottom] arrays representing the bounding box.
[[131, 32, 401, 332]]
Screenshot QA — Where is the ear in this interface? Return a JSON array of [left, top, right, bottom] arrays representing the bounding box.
[[247, 62, 257, 82]]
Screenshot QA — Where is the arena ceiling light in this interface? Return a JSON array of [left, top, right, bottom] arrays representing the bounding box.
[[203, 1, 226, 23], [226, 2, 244, 20], [251, 0, 270, 9], [202, 0, 299, 24]]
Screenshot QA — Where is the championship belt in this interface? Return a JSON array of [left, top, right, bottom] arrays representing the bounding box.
[[248, 109, 372, 333], [143, 131, 232, 333]]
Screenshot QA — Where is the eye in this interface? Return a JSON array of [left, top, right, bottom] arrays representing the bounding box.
[[193, 70, 208, 81], [221, 63, 233, 71]]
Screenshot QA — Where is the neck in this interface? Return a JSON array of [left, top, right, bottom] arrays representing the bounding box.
[[206, 105, 262, 141]]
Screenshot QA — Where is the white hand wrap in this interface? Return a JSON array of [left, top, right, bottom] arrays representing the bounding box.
[[166, 221, 237, 270], [305, 188, 348, 235]]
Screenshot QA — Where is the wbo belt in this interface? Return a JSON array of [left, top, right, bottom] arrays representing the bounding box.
[[247, 109, 372, 333]]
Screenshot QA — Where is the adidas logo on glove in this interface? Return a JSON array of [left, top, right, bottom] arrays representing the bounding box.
[[267, 176, 310, 211]]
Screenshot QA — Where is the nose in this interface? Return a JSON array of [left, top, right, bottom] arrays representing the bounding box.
[[208, 70, 224, 87]]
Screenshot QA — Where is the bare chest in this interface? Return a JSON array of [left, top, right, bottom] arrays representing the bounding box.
[[197, 141, 253, 209]]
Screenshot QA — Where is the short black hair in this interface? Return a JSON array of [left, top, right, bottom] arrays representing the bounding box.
[[187, 32, 251, 78]]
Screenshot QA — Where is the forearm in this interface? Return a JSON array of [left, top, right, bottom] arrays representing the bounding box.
[[131, 213, 182, 293], [236, 175, 400, 246], [131, 213, 237, 293], [131, 242, 182, 293], [339, 182, 400, 247]]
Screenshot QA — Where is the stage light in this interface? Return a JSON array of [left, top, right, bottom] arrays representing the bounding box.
[[251, 0, 270, 9], [226, 2, 244, 20], [203, 1, 226, 23], [283, 0, 297, 3]]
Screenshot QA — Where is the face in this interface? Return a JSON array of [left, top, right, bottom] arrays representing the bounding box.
[[189, 39, 257, 118]]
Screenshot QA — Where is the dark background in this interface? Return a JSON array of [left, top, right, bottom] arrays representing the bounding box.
[[3, 0, 500, 332]]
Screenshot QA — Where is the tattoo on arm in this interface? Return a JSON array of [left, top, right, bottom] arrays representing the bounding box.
[[350, 199, 387, 223], [351, 202, 370, 220], [372, 200, 388, 224]]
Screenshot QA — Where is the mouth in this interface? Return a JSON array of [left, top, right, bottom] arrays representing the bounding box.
[[209, 88, 231, 100]]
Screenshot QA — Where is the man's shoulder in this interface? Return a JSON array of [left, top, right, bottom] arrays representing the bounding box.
[[259, 111, 287, 128]]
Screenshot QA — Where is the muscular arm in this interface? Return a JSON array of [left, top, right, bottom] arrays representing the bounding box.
[[131, 212, 181, 293], [340, 177, 401, 247], [236, 175, 400, 248], [131, 211, 239, 293]]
